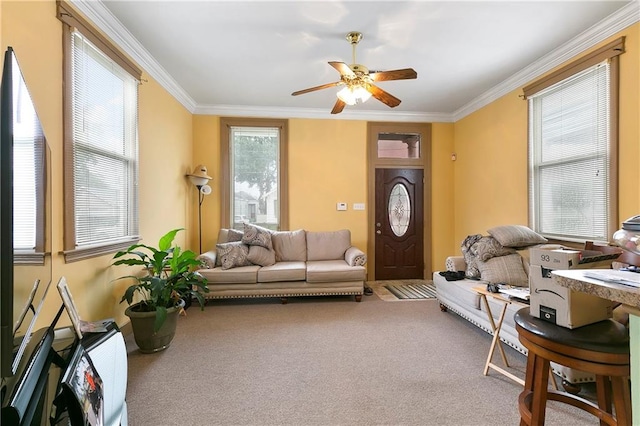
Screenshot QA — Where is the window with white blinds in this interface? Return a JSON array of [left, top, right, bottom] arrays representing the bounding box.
[[528, 61, 612, 242], [65, 30, 139, 258], [12, 51, 45, 255]]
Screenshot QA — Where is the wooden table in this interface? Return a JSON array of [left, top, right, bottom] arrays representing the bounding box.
[[472, 285, 526, 385]]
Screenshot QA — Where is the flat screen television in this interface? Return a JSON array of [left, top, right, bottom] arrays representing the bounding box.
[[1, 46, 51, 378]]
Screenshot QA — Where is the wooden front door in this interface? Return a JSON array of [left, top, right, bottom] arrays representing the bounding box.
[[374, 168, 424, 280]]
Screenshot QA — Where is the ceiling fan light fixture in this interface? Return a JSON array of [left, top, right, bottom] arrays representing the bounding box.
[[337, 86, 357, 105], [353, 85, 371, 103], [337, 84, 371, 105]]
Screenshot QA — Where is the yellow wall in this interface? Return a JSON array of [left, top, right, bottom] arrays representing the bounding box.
[[288, 119, 368, 248], [452, 24, 640, 252], [430, 122, 455, 269], [2, 0, 194, 330], [192, 115, 220, 252]]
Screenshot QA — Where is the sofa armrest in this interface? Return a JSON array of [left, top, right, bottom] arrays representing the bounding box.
[[196, 250, 217, 269], [345, 246, 367, 266], [446, 256, 467, 272]]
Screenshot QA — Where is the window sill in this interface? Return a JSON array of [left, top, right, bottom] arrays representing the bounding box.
[[15, 251, 48, 266], [63, 237, 141, 263]]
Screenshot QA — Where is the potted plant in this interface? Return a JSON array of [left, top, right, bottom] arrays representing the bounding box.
[[112, 228, 208, 353]]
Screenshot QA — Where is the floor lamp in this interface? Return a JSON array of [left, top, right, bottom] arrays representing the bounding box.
[[187, 165, 212, 254]]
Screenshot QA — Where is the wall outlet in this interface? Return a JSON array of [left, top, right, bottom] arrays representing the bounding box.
[[337, 202, 347, 211], [353, 203, 365, 211]]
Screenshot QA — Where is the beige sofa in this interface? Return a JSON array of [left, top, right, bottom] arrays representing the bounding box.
[[432, 225, 607, 390], [196, 227, 366, 302]]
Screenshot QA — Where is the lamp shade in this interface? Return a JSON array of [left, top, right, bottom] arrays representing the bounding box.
[[187, 164, 212, 187], [613, 215, 640, 255]]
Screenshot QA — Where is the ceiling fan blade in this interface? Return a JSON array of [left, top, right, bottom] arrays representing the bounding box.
[[328, 61, 355, 77], [331, 99, 346, 115], [367, 84, 401, 108], [369, 68, 417, 82], [292, 81, 341, 96]]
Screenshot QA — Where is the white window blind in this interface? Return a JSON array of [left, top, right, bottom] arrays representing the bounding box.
[[70, 30, 138, 248], [12, 51, 44, 251], [528, 61, 610, 241]]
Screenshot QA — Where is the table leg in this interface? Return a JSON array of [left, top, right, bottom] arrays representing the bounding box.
[[481, 294, 510, 369]]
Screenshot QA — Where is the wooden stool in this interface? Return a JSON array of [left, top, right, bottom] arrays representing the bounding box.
[[514, 308, 631, 426]]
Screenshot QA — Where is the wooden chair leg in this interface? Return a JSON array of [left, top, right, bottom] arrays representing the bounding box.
[[610, 376, 632, 426], [530, 355, 550, 426], [596, 375, 612, 423]]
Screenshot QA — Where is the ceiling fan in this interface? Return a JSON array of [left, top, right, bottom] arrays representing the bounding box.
[[291, 31, 417, 114]]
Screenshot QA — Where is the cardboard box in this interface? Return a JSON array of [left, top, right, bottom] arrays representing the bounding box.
[[529, 247, 620, 270], [529, 264, 613, 328]]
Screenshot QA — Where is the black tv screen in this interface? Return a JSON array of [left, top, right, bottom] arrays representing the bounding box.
[[0, 46, 51, 379], [0, 46, 15, 378]]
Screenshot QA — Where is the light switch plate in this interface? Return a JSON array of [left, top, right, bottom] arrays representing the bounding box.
[[353, 203, 365, 211], [337, 202, 347, 211]]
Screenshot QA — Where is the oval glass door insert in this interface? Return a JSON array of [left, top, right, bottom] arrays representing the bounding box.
[[388, 183, 410, 237]]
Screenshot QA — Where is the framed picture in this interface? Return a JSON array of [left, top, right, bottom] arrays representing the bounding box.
[[61, 345, 104, 426], [57, 277, 83, 339]]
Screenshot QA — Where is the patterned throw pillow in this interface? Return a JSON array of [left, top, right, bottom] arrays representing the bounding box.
[[242, 223, 273, 249], [461, 234, 482, 279], [227, 229, 244, 242], [216, 241, 251, 270], [472, 236, 516, 262]]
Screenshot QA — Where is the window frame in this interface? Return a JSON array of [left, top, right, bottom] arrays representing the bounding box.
[[524, 37, 624, 243], [58, 2, 142, 262], [220, 117, 289, 231]]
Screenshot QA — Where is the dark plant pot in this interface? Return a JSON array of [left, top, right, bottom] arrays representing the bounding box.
[[125, 299, 184, 353]]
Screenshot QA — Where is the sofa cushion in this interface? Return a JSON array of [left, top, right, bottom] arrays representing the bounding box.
[[258, 261, 306, 282], [272, 229, 306, 261], [198, 265, 260, 284], [216, 241, 252, 270], [306, 229, 351, 261], [306, 260, 365, 283], [476, 253, 528, 287], [242, 223, 273, 249], [247, 245, 276, 267], [487, 225, 547, 248], [472, 236, 515, 261]]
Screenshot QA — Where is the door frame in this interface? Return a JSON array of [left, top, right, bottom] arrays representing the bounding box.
[[367, 122, 432, 280]]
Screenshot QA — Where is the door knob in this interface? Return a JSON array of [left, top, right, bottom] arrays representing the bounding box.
[[376, 230, 382, 235]]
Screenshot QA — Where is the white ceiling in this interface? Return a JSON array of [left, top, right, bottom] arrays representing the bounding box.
[[74, 1, 638, 122]]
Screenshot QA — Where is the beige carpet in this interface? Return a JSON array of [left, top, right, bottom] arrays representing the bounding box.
[[124, 295, 595, 426], [369, 279, 436, 302]]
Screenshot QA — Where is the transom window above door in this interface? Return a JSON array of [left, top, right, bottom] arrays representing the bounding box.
[[377, 133, 420, 159]]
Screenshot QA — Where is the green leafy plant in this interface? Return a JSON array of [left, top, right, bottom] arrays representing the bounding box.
[[112, 228, 209, 331]]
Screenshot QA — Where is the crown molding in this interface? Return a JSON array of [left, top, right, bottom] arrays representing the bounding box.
[[452, 1, 640, 122], [194, 104, 453, 122], [75, 1, 638, 123], [70, 0, 197, 112]]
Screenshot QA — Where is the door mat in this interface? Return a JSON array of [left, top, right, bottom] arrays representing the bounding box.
[[384, 282, 437, 300], [369, 280, 436, 301]]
